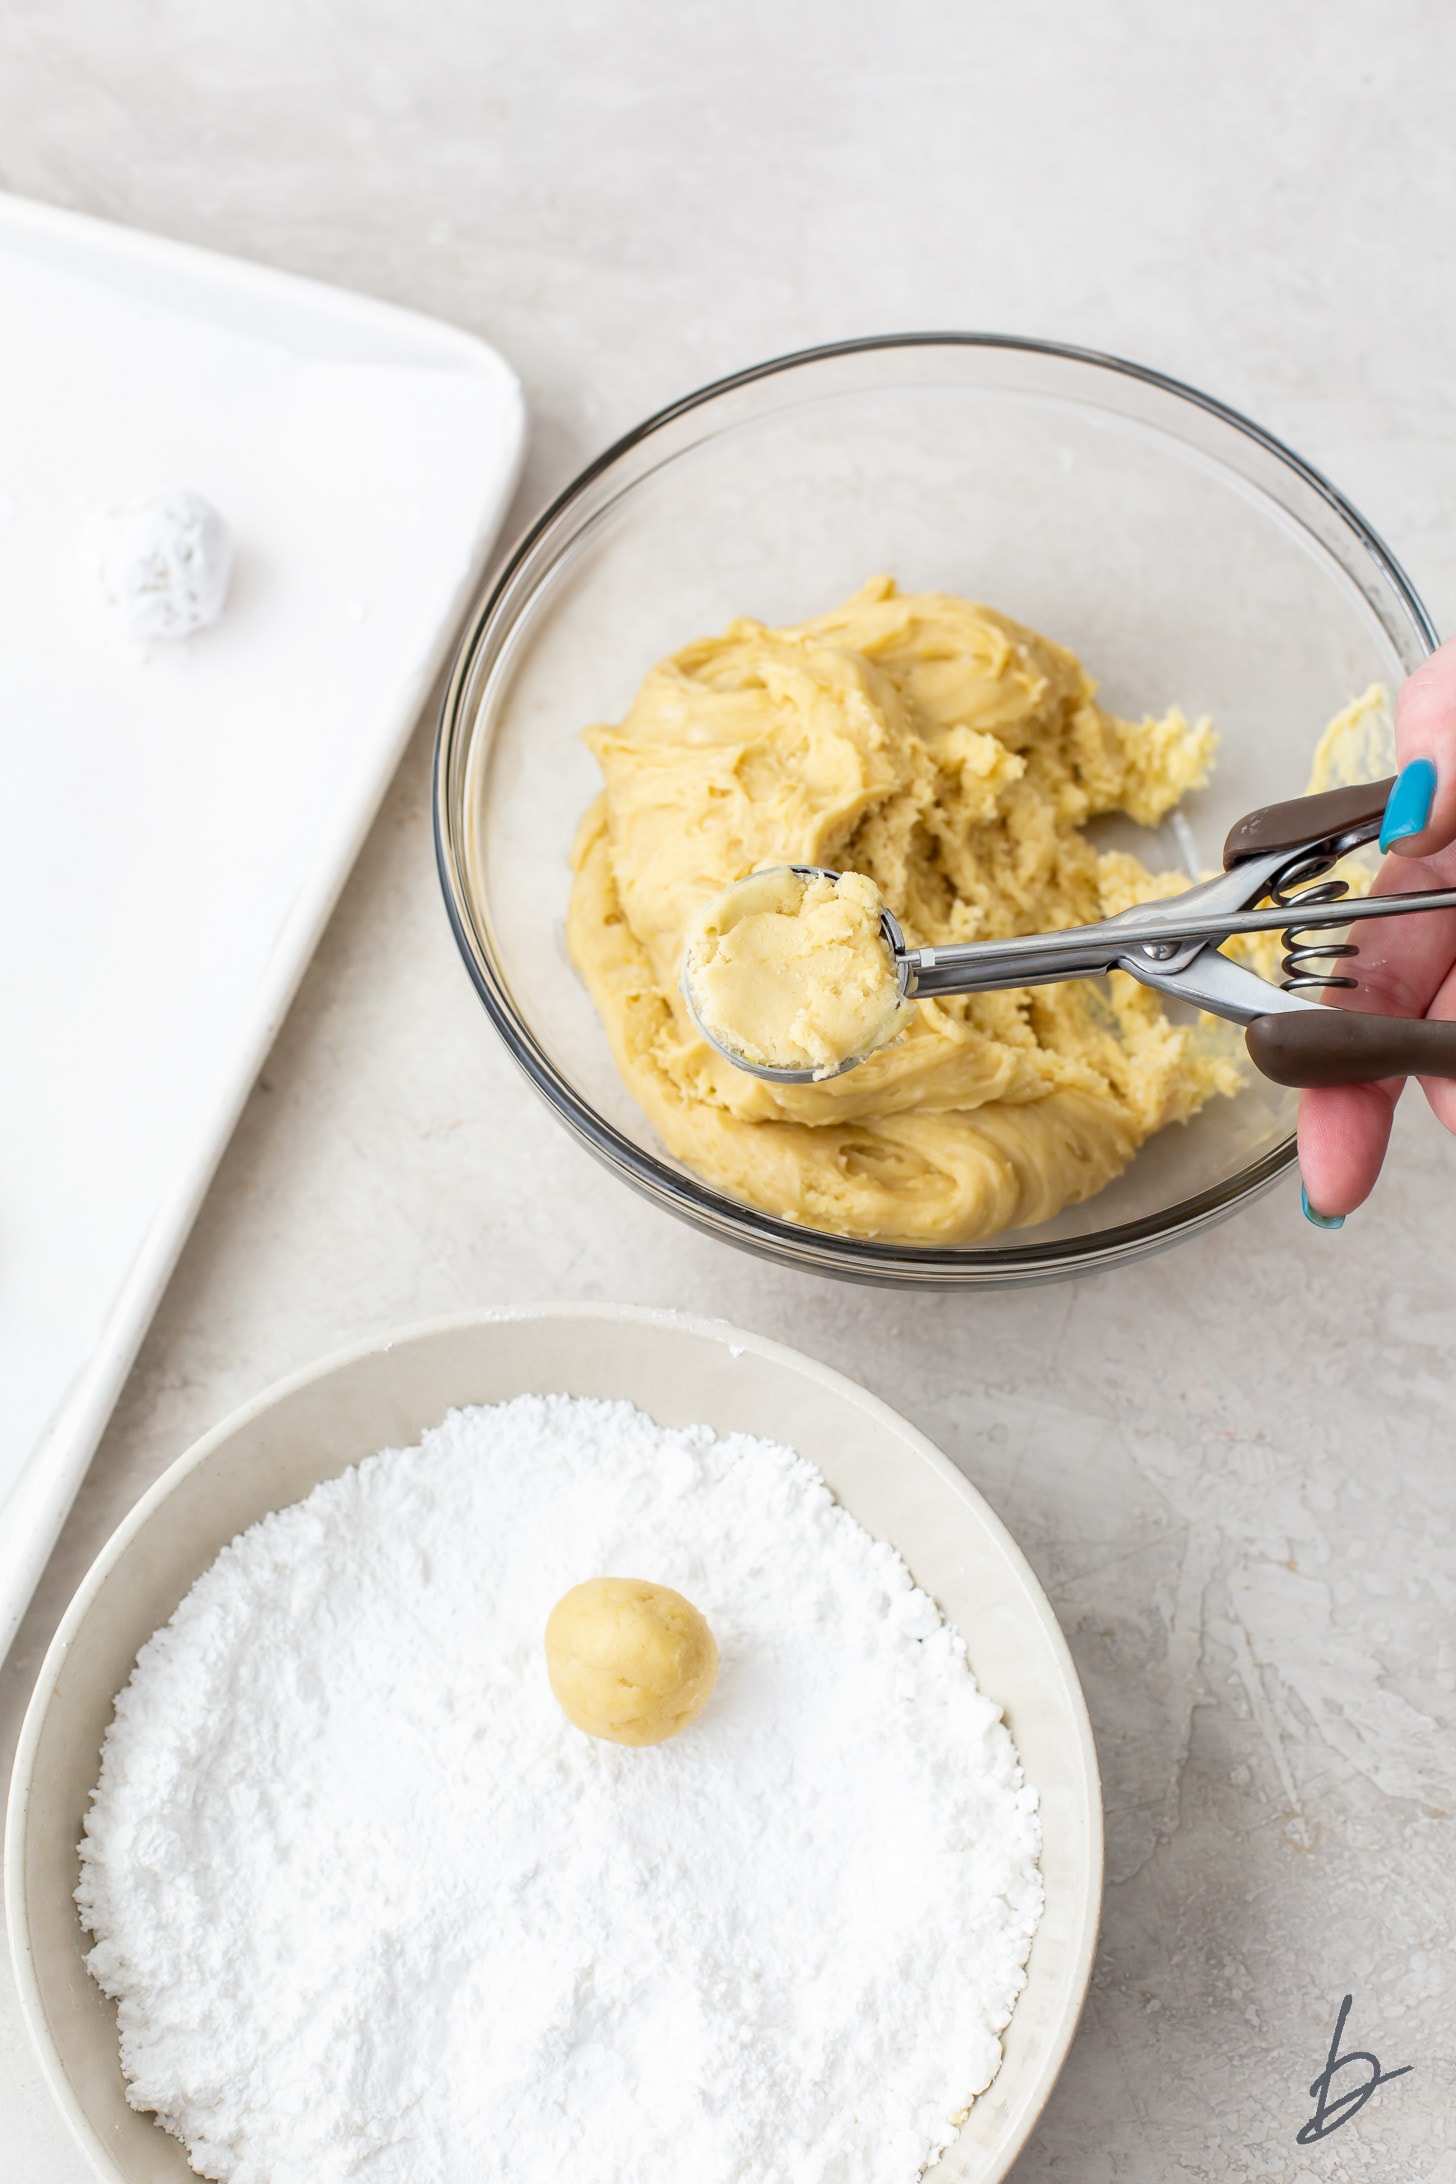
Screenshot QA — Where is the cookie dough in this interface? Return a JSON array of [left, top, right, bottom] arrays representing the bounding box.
[[567, 576, 1235, 1245], [545, 1577, 719, 1746], [684, 865, 913, 1078]]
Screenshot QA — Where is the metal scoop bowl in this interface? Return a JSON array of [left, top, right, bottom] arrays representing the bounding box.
[[679, 864, 911, 1084]]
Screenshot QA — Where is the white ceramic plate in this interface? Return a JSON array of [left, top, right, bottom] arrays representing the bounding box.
[[0, 191, 525, 1658], [5, 1305, 1101, 2184]]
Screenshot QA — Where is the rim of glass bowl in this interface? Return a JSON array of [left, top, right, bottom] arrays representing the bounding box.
[[434, 332, 1437, 1289]]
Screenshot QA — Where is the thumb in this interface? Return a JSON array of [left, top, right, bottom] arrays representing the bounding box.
[[1384, 638, 1456, 857]]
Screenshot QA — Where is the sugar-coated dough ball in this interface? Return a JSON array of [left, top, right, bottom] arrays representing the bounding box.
[[545, 1577, 719, 1746], [88, 489, 233, 640]]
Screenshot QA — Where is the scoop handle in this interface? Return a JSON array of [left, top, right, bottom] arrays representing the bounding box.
[[1246, 1009, 1456, 1086], [1222, 777, 1395, 868]]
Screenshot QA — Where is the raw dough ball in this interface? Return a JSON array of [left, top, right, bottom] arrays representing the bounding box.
[[545, 1577, 719, 1746], [88, 488, 233, 640]]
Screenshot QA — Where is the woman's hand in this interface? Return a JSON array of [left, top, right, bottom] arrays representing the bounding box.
[[1298, 636, 1456, 1225]]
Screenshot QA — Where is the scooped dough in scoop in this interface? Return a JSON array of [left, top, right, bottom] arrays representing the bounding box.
[[684, 866, 914, 1078]]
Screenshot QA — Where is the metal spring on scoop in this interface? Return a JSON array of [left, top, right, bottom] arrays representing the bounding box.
[[1273, 851, 1360, 993]]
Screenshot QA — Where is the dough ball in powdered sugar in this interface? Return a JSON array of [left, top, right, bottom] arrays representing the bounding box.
[[546, 1576, 719, 1744], [87, 488, 233, 640]]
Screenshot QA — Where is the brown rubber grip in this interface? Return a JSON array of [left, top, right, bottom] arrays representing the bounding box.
[[1246, 1009, 1456, 1086], [1222, 777, 1395, 868]]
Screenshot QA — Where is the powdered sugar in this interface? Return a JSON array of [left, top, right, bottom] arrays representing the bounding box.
[[77, 1395, 1043, 2184]]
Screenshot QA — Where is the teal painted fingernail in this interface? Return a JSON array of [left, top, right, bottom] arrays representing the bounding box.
[[1380, 757, 1437, 850], [1301, 1182, 1345, 1230]]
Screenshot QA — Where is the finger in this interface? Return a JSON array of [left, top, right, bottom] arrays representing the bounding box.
[[1414, 945, 1456, 1133], [1297, 1079, 1399, 1219], [1298, 851, 1456, 1208], [1386, 638, 1456, 856], [1323, 846, 1456, 1022]]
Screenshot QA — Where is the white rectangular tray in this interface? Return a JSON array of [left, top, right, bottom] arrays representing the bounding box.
[[0, 193, 525, 1657]]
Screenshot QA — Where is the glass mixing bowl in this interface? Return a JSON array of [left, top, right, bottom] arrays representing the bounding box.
[[434, 335, 1435, 1287]]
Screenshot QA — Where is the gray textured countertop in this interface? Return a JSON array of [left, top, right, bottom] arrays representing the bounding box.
[[3, 5, 1454, 2178]]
